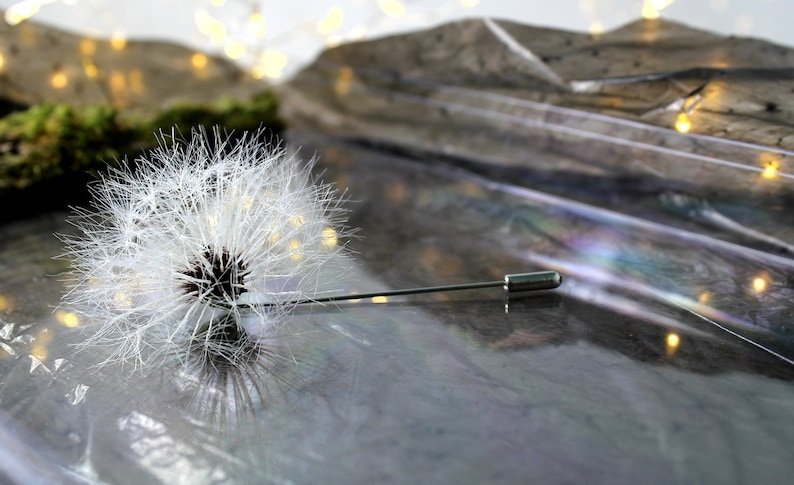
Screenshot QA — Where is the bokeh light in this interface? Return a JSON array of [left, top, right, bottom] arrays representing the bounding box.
[[674, 112, 692, 133], [0, 0, 789, 84]]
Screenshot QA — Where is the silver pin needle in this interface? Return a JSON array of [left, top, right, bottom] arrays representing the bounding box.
[[250, 270, 562, 307]]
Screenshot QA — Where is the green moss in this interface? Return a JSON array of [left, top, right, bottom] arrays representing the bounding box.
[[0, 103, 126, 190], [0, 90, 284, 193], [145, 91, 284, 138]]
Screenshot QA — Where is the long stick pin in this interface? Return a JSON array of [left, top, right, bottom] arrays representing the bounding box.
[[261, 270, 563, 307]]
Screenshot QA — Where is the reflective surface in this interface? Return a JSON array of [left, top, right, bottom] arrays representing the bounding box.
[[3, 16, 794, 484], [1, 132, 793, 483]]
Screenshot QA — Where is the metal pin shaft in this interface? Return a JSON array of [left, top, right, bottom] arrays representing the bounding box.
[[263, 270, 562, 307]]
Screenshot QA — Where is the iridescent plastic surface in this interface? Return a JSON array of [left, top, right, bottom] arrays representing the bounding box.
[[1, 125, 793, 483], [2, 22, 794, 484]]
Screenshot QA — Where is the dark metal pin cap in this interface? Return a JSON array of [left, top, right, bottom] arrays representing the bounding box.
[[504, 271, 562, 293]]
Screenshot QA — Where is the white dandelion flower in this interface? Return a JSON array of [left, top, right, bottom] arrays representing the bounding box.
[[59, 127, 352, 372]]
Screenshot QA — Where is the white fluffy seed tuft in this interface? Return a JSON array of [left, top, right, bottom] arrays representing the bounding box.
[[58, 127, 352, 372]]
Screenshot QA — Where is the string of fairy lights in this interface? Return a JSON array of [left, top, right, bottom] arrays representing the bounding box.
[[0, 0, 693, 81], [2, 0, 486, 81]]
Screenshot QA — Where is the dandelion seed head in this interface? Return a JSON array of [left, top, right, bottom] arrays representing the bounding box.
[[59, 127, 352, 373], [179, 246, 249, 303]]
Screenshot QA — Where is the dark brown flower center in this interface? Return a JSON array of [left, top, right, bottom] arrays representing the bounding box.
[[181, 247, 248, 303]]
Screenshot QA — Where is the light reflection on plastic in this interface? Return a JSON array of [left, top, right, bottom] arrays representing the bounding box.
[[372, 296, 389, 303], [698, 291, 710, 304], [674, 112, 691, 133], [752, 277, 767, 293], [0, 294, 11, 311], [30, 345, 47, 361], [31, 328, 52, 362], [55, 309, 80, 328], [666, 332, 680, 356], [762, 160, 779, 179], [118, 411, 224, 483], [67, 383, 90, 406]]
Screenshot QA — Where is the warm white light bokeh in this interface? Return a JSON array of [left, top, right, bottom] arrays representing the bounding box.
[[0, 0, 789, 81]]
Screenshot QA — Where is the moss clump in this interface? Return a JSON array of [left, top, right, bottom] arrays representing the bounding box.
[[0, 90, 284, 194], [145, 91, 284, 137], [0, 103, 127, 190]]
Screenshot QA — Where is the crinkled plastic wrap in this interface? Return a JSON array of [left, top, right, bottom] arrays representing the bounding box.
[[281, 25, 794, 361], [2, 23, 794, 485]]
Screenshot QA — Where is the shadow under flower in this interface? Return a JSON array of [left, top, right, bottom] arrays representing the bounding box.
[[171, 315, 313, 429]]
